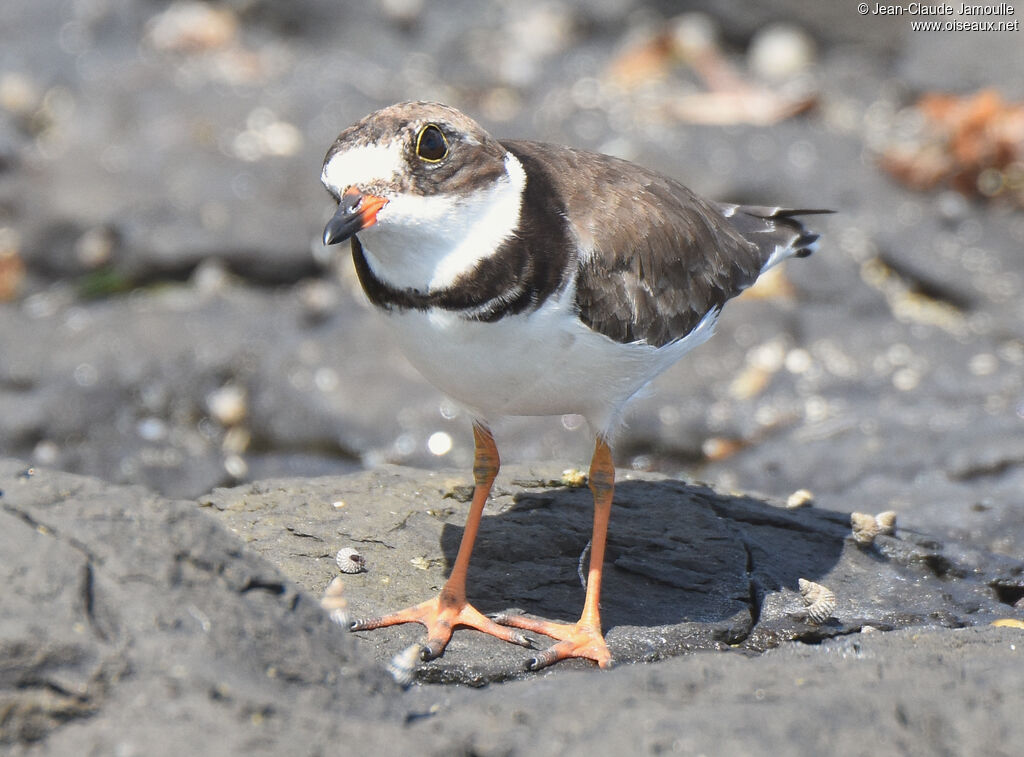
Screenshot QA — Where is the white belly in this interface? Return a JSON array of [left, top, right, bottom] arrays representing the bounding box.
[[377, 294, 719, 434]]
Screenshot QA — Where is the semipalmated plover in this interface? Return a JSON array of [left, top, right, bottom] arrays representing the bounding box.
[[321, 101, 829, 670]]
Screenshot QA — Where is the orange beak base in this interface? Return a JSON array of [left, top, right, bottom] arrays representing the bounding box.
[[322, 190, 388, 246]]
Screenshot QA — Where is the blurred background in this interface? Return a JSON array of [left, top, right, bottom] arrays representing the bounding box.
[[1, 0, 1022, 553]]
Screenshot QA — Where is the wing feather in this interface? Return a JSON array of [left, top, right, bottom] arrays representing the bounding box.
[[501, 141, 829, 347]]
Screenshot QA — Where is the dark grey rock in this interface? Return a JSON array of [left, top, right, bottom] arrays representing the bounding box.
[[0, 459, 403, 754], [420, 625, 1024, 757], [200, 463, 1023, 684], [5, 459, 1022, 755]]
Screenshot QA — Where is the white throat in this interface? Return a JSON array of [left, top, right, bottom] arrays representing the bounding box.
[[358, 152, 527, 291]]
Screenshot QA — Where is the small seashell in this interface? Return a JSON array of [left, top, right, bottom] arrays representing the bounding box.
[[798, 578, 836, 625], [561, 468, 587, 488], [850, 512, 880, 545], [321, 575, 345, 604], [786, 488, 814, 509], [991, 618, 1024, 629], [387, 643, 426, 687], [875, 510, 897, 535], [335, 547, 366, 574], [320, 576, 349, 626], [410, 556, 431, 571], [861, 625, 879, 634]]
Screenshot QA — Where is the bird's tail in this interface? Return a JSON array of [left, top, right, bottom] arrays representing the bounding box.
[[718, 205, 833, 272]]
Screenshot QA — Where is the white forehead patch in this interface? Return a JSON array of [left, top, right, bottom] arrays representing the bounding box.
[[321, 141, 404, 195]]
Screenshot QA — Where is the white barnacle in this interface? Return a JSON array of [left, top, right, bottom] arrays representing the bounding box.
[[875, 510, 897, 535], [850, 512, 880, 545], [850, 510, 897, 544], [387, 643, 426, 687], [798, 578, 836, 625], [336, 546, 367, 574], [786, 488, 814, 509]]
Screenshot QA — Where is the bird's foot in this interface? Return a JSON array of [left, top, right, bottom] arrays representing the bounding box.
[[350, 594, 534, 661], [493, 613, 613, 670]]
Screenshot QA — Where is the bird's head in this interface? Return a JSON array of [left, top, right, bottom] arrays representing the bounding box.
[[320, 102, 525, 263]]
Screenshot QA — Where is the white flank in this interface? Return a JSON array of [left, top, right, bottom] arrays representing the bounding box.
[[379, 284, 720, 437], [321, 142, 404, 196], [359, 152, 526, 290]]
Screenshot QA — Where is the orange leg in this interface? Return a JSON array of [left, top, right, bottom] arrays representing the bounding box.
[[350, 424, 533, 660], [496, 436, 615, 670]]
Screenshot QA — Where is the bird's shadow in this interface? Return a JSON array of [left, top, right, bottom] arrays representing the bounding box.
[[438, 477, 850, 633]]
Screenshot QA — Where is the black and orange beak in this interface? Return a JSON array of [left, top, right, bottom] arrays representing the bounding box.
[[322, 189, 388, 246]]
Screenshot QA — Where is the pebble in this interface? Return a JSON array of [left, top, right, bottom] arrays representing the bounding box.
[[748, 24, 816, 81], [145, 1, 238, 52], [669, 13, 719, 59], [74, 226, 116, 268], [206, 384, 247, 427], [297, 279, 340, 323]]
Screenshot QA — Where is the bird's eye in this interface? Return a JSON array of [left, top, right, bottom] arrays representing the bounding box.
[[416, 124, 448, 162]]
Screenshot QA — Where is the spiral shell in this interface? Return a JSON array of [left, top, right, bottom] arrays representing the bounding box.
[[319, 575, 350, 627], [335, 547, 366, 574], [798, 578, 836, 625], [387, 643, 426, 687]]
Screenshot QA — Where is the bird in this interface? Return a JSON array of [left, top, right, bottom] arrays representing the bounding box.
[[320, 101, 829, 670]]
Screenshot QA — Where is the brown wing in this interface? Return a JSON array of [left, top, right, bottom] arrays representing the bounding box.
[[502, 141, 787, 348]]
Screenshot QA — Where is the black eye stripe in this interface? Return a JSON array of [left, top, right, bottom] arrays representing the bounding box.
[[416, 124, 448, 162]]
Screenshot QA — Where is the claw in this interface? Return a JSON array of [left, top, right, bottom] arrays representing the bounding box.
[[526, 649, 559, 671], [511, 632, 535, 649], [421, 638, 446, 661]]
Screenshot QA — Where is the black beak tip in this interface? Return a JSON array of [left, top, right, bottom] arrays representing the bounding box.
[[322, 207, 358, 247], [322, 222, 342, 247]]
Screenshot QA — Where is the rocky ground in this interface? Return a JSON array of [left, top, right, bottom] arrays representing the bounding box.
[[2, 0, 1023, 754]]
